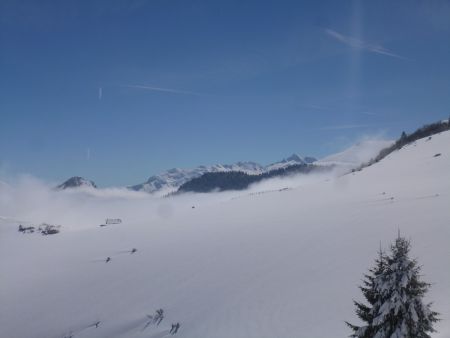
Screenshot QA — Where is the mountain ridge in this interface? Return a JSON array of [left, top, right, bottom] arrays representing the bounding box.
[[129, 154, 316, 194]]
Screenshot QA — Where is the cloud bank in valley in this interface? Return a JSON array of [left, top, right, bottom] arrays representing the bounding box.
[[0, 136, 392, 233]]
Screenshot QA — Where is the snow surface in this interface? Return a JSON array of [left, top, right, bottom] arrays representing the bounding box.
[[1, 132, 449, 338]]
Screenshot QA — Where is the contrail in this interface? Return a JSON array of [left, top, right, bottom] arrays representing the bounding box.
[[325, 28, 408, 60], [123, 84, 202, 96], [317, 124, 373, 131]]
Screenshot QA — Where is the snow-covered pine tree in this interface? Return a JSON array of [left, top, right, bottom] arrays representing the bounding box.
[[370, 236, 439, 338], [346, 247, 387, 338]]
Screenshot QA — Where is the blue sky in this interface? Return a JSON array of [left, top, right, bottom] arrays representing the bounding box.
[[1, 0, 450, 187]]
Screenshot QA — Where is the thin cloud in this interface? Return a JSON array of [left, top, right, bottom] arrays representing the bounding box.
[[98, 87, 102, 100], [325, 29, 408, 60], [317, 124, 373, 131], [123, 84, 202, 96], [299, 103, 330, 110], [361, 111, 377, 116]]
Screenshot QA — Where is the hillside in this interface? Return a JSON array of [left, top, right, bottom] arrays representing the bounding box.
[[0, 130, 449, 338], [358, 119, 449, 170], [177, 163, 331, 193]]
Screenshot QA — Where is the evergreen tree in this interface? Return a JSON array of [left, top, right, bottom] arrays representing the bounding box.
[[397, 132, 408, 147], [370, 236, 439, 338], [349, 235, 439, 338], [346, 247, 387, 338]]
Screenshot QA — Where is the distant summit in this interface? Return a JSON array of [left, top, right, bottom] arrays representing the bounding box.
[[265, 154, 317, 171], [285, 154, 304, 162], [57, 176, 97, 190]]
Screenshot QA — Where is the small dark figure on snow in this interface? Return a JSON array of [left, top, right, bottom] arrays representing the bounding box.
[[154, 308, 164, 325], [18, 224, 35, 233], [105, 257, 111, 263], [143, 314, 154, 331], [172, 322, 180, 334], [131, 248, 137, 254], [170, 323, 180, 334], [95, 321, 100, 328]]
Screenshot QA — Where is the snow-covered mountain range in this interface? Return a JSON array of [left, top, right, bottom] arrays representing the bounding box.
[[129, 154, 317, 194], [129, 140, 392, 194], [57, 140, 392, 194]]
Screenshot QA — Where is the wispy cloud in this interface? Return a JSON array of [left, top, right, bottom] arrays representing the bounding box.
[[98, 87, 102, 100], [317, 124, 373, 131], [298, 103, 330, 110], [123, 84, 202, 96], [361, 111, 377, 116], [325, 29, 408, 60]]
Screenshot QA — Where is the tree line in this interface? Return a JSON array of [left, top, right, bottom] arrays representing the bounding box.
[[177, 163, 333, 193], [356, 119, 450, 172]]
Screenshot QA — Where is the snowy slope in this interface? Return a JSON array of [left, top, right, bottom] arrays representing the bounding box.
[[315, 139, 393, 168], [0, 131, 449, 338]]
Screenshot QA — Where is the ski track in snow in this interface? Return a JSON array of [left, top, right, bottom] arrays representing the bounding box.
[[0, 131, 449, 338]]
